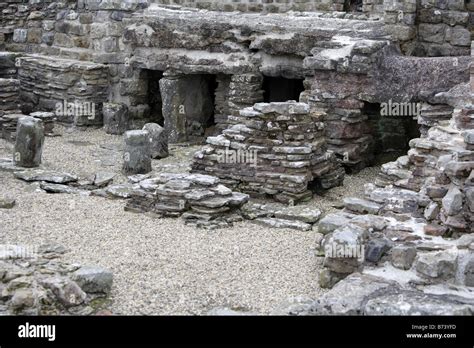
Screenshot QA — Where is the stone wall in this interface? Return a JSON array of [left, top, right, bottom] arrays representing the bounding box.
[[192, 102, 344, 203], [17, 55, 109, 126], [383, 0, 472, 56], [302, 34, 471, 171], [152, 0, 346, 13], [416, 0, 472, 56]]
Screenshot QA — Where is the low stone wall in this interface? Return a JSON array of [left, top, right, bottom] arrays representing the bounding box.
[[151, 0, 346, 12], [192, 102, 344, 203], [125, 173, 250, 229], [17, 55, 109, 126]]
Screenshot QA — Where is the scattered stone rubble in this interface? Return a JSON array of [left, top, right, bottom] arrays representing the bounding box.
[[0, 244, 113, 315]]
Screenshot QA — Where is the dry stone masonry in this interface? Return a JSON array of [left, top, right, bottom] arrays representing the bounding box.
[[0, 0, 473, 316], [125, 173, 250, 229], [193, 102, 344, 203], [13, 116, 44, 168]]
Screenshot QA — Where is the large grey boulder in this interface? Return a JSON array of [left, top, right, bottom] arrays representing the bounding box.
[[122, 130, 152, 175], [13, 116, 44, 168], [143, 123, 168, 159]]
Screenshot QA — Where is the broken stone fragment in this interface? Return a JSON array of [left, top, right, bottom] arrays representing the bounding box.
[[311, 273, 397, 315], [364, 290, 474, 315], [424, 224, 448, 237], [365, 239, 392, 263], [391, 245, 417, 270], [122, 130, 152, 175], [415, 251, 458, 280], [318, 269, 347, 289], [143, 123, 168, 159], [442, 187, 464, 216], [0, 197, 16, 209], [10, 289, 38, 311], [13, 116, 44, 168], [317, 212, 355, 235], [39, 276, 87, 308], [323, 225, 367, 274], [424, 202, 440, 220], [72, 266, 113, 294], [274, 206, 322, 224], [456, 234, 474, 250], [104, 183, 141, 199], [254, 217, 312, 231], [93, 172, 116, 187]]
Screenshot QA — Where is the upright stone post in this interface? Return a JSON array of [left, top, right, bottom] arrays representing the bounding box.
[[122, 130, 152, 175], [14, 116, 44, 168], [159, 72, 188, 143], [103, 103, 129, 135]]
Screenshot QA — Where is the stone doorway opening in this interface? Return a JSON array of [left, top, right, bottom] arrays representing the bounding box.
[[344, 0, 363, 12], [363, 101, 421, 166], [159, 73, 223, 143], [262, 76, 305, 103], [146, 70, 164, 126]]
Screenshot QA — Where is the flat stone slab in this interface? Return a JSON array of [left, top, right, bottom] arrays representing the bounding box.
[[40, 182, 86, 195], [344, 197, 382, 214], [104, 184, 141, 199], [274, 206, 322, 224], [254, 217, 312, 231], [317, 212, 356, 235], [93, 172, 116, 187], [14, 169, 78, 184], [364, 290, 474, 315]]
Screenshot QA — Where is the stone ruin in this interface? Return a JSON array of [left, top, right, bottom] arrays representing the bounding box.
[[192, 102, 345, 203], [0, 244, 113, 315], [0, 0, 473, 315]]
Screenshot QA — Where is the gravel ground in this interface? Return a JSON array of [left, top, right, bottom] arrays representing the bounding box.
[[0, 126, 379, 315]]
